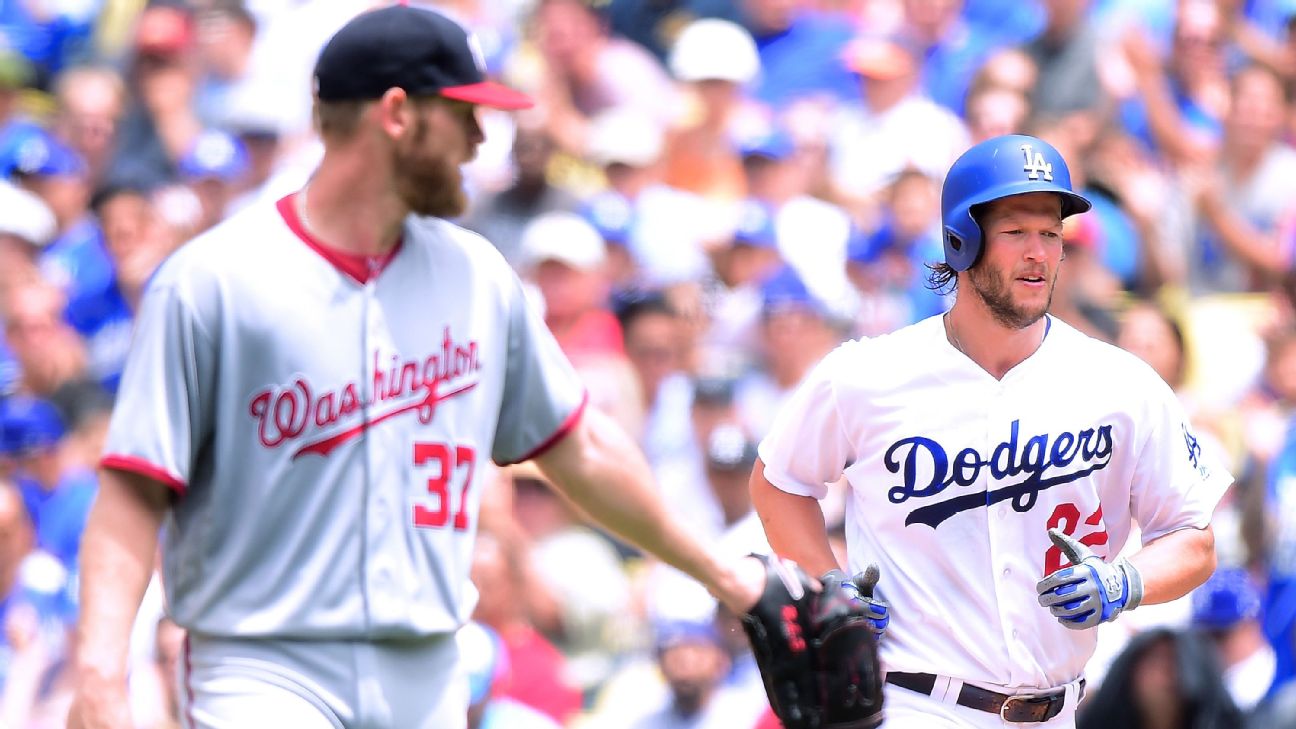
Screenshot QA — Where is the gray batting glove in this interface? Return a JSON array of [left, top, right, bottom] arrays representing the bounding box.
[[1036, 529, 1144, 630], [822, 564, 889, 637]]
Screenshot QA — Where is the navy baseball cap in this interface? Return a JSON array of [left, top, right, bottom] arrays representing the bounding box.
[[313, 5, 532, 110]]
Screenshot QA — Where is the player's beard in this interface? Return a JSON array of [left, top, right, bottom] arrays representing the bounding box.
[[967, 262, 1055, 329], [391, 115, 468, 219]]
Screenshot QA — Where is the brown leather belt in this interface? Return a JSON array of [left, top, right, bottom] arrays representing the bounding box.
[[885, 672, 1082, 723]]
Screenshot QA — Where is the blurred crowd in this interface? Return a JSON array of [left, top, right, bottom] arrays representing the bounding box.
[[2, 0, 1296, 726]]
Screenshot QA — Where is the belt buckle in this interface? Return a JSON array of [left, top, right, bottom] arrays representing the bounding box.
[[999, 692, 1056, 723]]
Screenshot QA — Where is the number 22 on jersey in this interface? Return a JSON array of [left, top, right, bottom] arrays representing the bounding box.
[[1043, 502, 1109, 575], [412, 441, 476, 530]]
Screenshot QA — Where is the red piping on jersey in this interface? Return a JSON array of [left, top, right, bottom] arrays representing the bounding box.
[[183, 633, 196, 728], [100, 454, 187, 494], [276, 193, 403, 285], [509, 391, 589, 464]]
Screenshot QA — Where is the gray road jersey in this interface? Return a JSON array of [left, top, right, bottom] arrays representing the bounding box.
[[102, 194, 585, 640]]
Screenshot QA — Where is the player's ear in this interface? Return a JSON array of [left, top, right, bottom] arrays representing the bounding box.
[[375, 87, 415, 141]]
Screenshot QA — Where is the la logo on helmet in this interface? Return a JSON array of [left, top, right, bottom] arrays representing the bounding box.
[[1021, 144, 1053, 182]]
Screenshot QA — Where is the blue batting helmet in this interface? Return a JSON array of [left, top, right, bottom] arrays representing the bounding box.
[[941, 134, 1091, 271]]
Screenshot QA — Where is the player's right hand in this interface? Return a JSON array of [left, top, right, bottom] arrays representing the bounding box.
[[822, 565, 889, 637], [1035, 529, 1144, 630], [67, 680, 134, 729]]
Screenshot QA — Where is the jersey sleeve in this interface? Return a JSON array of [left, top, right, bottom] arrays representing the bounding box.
[[757, 346, 855, 500], [100, 280, 217, 493], [491, 277, 587, 465], [1129, 378, 1233, 543]]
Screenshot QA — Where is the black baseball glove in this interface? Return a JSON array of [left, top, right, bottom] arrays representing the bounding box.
[[740, 554, 884, 729]]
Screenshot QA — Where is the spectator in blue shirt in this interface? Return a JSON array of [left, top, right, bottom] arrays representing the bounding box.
[[0, 396, 96, 570], [740, 0, 860, 107]]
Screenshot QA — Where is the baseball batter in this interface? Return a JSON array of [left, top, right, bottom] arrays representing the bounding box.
[[69, 7, 762, 729], [752, 134, 1231, 728]]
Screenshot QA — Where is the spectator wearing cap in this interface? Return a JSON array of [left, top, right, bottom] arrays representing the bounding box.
[[586, 107, 714, 286], [461, 121, 580, 267], [0, 182, 56, 296], [461, 620, 562, 729], [532, 0, 680, 156], [10, 128, 92, 240], [0, 477, 76, 726], [736, 0, 858, 107], [662, 19, 762, 205], [895, 0, 1005, 115], [702, 198, 782, 369], [846, 169, 949, 337], [1190, 567, 1274, 712], [623, 615, 766, 729], [0, 396, 96, 570], [107, 3, 202, 189], [737, 266, 847, 439], [193, 2, 260, 129], [827, 34, 969, 214], [701, 423, 761, 531], [582, 190, 639, 291], [9, 129, 127, 356], [740, 125, 855, 343], [178, 128, 251, 234], [520, 210, 622, 362], [520, 211, 645, 436], [217, 79, 291, 216]]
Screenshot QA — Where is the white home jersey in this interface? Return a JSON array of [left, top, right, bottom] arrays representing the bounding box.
[[758, 314, 1230, 689], [102, 194, 585, 640]]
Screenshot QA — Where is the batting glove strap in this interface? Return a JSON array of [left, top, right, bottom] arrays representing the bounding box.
[[1117, 558, 1144, 612]]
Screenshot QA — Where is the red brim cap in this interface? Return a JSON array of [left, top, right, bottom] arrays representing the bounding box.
[[441, 81, 533, 110]]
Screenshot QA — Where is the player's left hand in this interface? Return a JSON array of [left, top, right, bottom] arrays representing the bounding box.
[[822, 565, 889, 637], [1036, 529, 1144, 630]]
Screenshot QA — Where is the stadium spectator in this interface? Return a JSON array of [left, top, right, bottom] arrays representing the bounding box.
[[1078, 628, 1245, 729], [1025, 0, 1108, 115], [471, 524, 583, 725], [50, 66, 126, 187], [0, 183, 56, 298], [462, 121, 580, 267], [627, 617, 766, 729], [737, 267, 848, 439], [828, 34, 969, 211], [461, 620, 561, 729], [107, 3, 202, 188], [1191, 567, 1275, 713], [845, 168, 948, 337], [737, 0, 858, 107], [662, 18, 761, 205], [2, 283, 89, 399], [532, 0, 678, 155], [0, 478, 72, 727], [897, 0, 1004, 114], [1184, 64, 1296, 292], [0, 396, 96, 569]]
